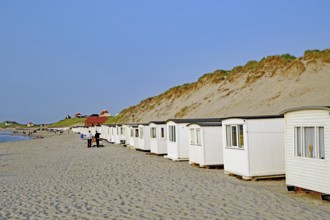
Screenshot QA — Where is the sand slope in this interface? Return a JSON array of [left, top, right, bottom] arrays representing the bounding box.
[[117, 56, 330, 123], [1, 134, 330, 219]]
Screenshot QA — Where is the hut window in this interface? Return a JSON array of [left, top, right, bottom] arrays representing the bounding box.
[[304, 127, 315, 158], [231, 126, 237, 146], [135, 129, 139, 137], [226, 126, 231, 146], [150, 127, 157, 138], [161, 128, 165, 138], [294, 127, 302, 156], [139, 127, 144, 139], [319, 127, 325, 159], [190, 129, 195, 145], [196, 129, 201, 145], [130, 128, 134, 137], [294, 126, 324, 159], [226, 125, 244, 149], [239, 125, 244, 147], [169, 125, 176, 142]]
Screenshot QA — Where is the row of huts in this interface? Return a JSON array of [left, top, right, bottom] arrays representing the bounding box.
[[71, 106, 330, 200]]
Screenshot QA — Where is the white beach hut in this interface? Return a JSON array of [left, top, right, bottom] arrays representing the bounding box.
[[117, 124, 126, 145], [100, 125, 109, 140], [149, 121, 167, 155], [114, 124, 122, 144], [166, 118, 221, 161], [106, 124, 116, 143], [222, 115, 285, 180], [137, 124, 150, 151], [282, 106, 330, 200], [187, 121, 223, 167], [122, 124, 131, 146], [127, 125, 139, 147]]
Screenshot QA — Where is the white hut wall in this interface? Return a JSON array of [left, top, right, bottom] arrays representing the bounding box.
[[247, 118, 285, 176], [167, 122, 179, 159], [122, 125, 130, 144], [133, 128, 139, 148], [178, 123, 189, 159], [285, 109, 330, 194], [128, 127, 135, 146], [188, 125, 204, 165], [100, 125, 107, 140], [204, 126, 223, 165], [149, 124, 167, 154], [157, 124, 167, 154], [137, 126, 150, 150], [149, 124, 158, 153]]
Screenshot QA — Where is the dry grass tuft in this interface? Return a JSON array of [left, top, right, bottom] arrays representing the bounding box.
[[284, 60, 306, 77]]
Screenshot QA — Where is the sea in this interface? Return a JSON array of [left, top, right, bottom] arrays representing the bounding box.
[[0, 130, 33, 143]]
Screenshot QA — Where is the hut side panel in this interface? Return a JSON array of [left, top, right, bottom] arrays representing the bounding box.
[[178, 124, 189, 159], [285, 110, 330, 194], [188, 125, 204, 165], [204, 126, 223, 165], [247, 119, 285, 176], [166, 122, 178, 158]]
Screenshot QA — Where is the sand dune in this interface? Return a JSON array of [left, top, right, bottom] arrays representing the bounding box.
[[1, 133, 329, 219]]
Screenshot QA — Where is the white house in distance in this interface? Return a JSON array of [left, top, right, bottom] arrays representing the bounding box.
[[149, 121, 167, 155], [166, 118, 221, 161], [187, 121, 223, 167], [100, 109, 111, 117], [222, 115, 285, 180], [282, 106, 330, 200]]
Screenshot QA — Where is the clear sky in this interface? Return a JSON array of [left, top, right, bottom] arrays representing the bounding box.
[[1, 0, 329, 124]]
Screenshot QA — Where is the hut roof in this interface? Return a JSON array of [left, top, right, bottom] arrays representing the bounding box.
[[166, 118, 221, 124], [280, 106, 330, 114]]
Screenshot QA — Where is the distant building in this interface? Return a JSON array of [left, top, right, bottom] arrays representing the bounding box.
[[75, 112, 82, 118], [27, 122, 34, 127], [5, 121, 14, 126], [100, 109, 111, 117], [85, 115, 108, 127]]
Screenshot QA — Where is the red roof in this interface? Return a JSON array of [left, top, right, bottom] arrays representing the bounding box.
[[85, 116, 108, 127], [100, 110, 109, 115]]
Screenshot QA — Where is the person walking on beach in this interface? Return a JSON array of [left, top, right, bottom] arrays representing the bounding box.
[[87, 131, 92, 148], [95, 131, 100, 148]]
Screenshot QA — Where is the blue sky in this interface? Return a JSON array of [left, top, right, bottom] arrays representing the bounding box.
[[0, 0, 329, 124]]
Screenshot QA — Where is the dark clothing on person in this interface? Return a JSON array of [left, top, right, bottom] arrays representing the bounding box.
[[95, 132, 100, 147], [87, 131, 92, 148]]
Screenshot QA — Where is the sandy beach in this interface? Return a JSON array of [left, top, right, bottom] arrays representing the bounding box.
[[1, 133, 329, 219]]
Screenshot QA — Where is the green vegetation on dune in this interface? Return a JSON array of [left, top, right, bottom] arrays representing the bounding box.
[[48, 118, 87, 128], [112, 48, 330, 123]]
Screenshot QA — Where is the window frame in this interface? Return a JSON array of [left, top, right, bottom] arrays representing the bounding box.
[[150, 127, 157, 138], [190, 128, 195, 145], [294, 126, 325, 160], [161, 127, 165, 138], [225, 124, 244, 149], [139, 127, 144, 139], [169, 125, 176, 142]]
